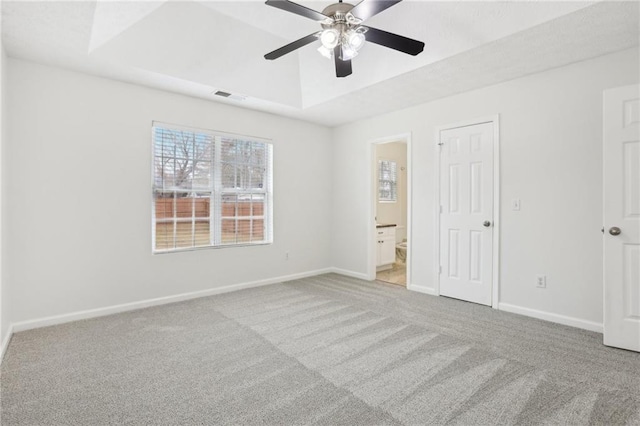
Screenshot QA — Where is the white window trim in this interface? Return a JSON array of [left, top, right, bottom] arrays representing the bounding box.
[[378, 159, 398, 203], [151, 121, 273, 254]]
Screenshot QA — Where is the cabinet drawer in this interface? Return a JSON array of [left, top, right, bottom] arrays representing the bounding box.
[[375, 227, 396, 237]]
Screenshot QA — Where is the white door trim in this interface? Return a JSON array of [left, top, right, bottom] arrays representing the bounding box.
[[367, 133, 412, 287], [434, 115, 500, 308]]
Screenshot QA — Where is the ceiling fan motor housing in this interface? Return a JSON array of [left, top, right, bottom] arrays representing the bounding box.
[[321, 2, 362, 29]]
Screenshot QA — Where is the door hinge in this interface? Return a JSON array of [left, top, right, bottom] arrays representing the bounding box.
[[440, 205, 443, 213], [439, 265, 442, 274]]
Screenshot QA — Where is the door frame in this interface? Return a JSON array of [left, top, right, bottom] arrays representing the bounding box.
[[367, 133, 413, 286], [434, 115, 501, 308]]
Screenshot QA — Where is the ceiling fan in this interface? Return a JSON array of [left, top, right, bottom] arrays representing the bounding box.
[[264, 0, 425, 78]]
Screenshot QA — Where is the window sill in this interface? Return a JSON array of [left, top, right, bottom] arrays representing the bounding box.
[[153, 241, 273, 255]]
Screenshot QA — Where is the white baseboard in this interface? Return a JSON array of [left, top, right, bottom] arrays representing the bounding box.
[[2, 268, 605, 365], [407, 284, 438, 296], [10, 268, 333, 334], [329, 268, 370, 281], [498, 302, 603, 333], [1, 323, 14, 363]]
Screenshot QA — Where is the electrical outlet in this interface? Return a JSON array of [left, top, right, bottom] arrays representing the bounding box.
[[536, 275, 547, 288]]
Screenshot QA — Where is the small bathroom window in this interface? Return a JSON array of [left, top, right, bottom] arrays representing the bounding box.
[[378, 159, 397, 202]]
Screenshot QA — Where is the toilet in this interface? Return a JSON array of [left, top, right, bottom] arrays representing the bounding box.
[[395, 241, 407, 263]]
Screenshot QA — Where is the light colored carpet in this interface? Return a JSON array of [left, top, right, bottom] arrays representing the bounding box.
[[2, 273, 640, 425]]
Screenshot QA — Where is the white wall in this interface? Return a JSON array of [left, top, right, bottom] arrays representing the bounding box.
[[331, 48, 640, 327], [0, 5, 7, 346], [4, 47, 639, 336], [5, 58, 333, 324], [376, 142, 407, 243]]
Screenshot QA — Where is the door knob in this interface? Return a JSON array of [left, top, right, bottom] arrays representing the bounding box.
[[483, 221, 491, 227], [609, 227, 621, 236]]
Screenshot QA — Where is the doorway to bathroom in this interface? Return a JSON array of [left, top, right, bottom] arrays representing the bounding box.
[[370, 136, 410, 287]]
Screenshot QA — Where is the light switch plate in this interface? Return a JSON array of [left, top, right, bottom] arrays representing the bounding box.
[[512, 199, 521, 211]]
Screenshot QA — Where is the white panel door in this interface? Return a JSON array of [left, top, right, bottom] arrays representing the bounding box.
[[604, 84, 640, 352], [439, 122, 494, 306]]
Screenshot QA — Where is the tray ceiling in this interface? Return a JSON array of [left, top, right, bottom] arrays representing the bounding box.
[[2, 1, 638, 126]]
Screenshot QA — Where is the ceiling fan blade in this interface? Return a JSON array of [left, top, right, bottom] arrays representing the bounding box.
[[334, 46, 353, 78], [362, 26, 424, 56], [264, 33, 319, 60], [349, 0, 402, 22], [265, 0, 331, 23]]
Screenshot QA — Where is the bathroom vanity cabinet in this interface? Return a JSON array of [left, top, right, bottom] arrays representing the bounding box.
[[375, 225, 396, 270]]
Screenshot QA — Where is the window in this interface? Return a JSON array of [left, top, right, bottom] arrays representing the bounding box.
[[378, 159, 397, 202], [152, 123, 273, 253]]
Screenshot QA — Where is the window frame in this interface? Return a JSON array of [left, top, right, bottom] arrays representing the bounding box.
[[377, 159, 398, 203], [151, 122, 273, 254]]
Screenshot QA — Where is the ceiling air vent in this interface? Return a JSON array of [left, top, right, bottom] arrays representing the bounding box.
[[212, 90, 247, 102]]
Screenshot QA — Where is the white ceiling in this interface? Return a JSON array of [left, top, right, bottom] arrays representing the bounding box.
[[2, 1, 639, 126]]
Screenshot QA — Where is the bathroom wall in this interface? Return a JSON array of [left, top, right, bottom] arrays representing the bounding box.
[[376, 142, 407, 243]]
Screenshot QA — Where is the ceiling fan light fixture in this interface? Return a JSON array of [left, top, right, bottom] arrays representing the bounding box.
[[317, 45, 334, 59], [320, 29, 340, 49], [340, 45, 359, 61], [347, 30, 366, 51]]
